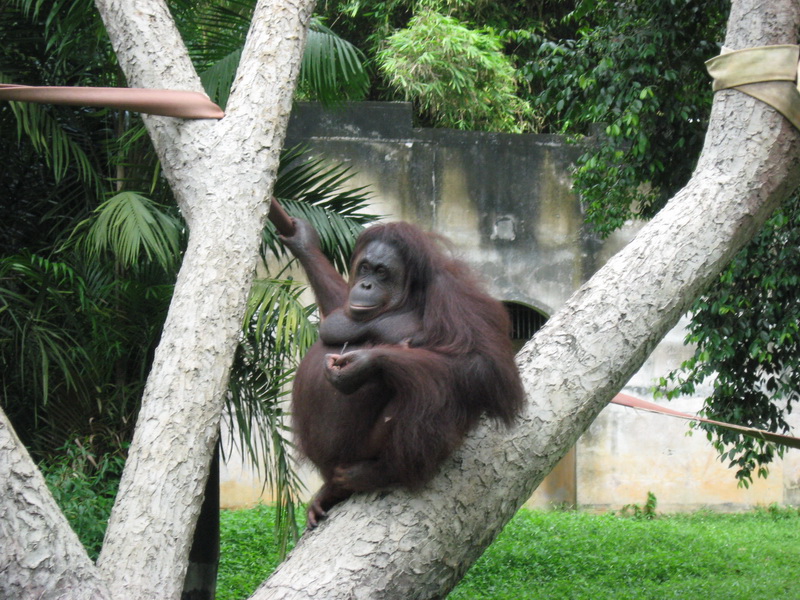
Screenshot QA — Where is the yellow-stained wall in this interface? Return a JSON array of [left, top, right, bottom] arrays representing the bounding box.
[[220, 103, 799, 512]]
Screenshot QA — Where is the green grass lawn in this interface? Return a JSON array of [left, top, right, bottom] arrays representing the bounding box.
[[218, 504, 800, 600]]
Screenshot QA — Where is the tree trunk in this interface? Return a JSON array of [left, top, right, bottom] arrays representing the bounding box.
[[254, 1, 800, 598], [0, 411, 110, 599], [0, 0, 314, 599], [92, 1, 315, 598]]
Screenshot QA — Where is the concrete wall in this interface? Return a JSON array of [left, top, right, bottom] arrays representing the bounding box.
[[285, 102, 616, 316], [219, 102, 799, 512]]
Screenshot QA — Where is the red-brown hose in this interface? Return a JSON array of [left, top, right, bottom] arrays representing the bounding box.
[[0, 83, 225, 119]]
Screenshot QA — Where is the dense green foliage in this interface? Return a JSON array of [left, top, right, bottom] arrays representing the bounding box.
[[216, 505, 800, 600], [528, 0, 728, 234], [658, 195, 800, 484], [552, 0, 800, 485], [378, 9, 535, 132], [317, 0, 728, 203], [311, 0, 731, 238], [318, 0, 563, 131], [547, 0, 800, 485], [544, 2, 800, 486]]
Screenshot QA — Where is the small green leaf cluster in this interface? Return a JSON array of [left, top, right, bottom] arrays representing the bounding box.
[[40, 437, 126, 561], [658, 193, 800, 484], [619, 490, 658, 520], [75, 192, 184, 272], [377, 9, 536, 133]]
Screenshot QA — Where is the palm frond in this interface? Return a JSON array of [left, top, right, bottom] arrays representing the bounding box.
[[245, 277, 318, 358], [226, 277, 315, 553], [284, 201, 369, 274], [199, 49, 242, 109], [267, 146, 376, 272], [189, 1, 254, 63], [8, 0, 110, 85], [273, 146, 372, 214], [179, 7, 369, 108], [7, 100, 105, 196], [175, 1, 253, 108], [176, 0, 254, 72], [0, 253, 94, 407], [301, 18, 370, 105], [76, 191, 184, 272]]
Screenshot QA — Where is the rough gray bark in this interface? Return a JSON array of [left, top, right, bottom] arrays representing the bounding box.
[[254, 1, 800, 598], [0, 411, 110, 599], [92, 1, 315, 599]]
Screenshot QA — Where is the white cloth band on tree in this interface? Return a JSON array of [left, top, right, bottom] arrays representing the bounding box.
[[706, 44, 800, 131]]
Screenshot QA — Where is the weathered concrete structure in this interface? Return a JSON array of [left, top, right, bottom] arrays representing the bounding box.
[[220, 102, 800, 512]]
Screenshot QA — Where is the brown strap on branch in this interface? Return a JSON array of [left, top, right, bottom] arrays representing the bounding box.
[[0, 83, 224, 119], [612, 393, 800, 450]]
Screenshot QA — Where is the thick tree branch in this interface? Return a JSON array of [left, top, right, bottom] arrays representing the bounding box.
[[91, 1, 315, 598], [255, 1, 800, 598], [93, 0, 212, 224]]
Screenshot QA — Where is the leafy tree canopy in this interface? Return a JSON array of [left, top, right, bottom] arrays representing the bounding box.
[[378, 9, 535, 132], [317, 0, 728, 212]]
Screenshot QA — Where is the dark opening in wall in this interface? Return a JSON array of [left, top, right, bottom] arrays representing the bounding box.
[[504, 301, 548, 352]]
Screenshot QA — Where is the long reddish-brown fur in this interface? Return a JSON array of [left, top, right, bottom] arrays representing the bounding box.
[[292, 221, 524, 514]]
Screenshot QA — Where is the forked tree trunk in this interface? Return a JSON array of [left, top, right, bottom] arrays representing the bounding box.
[[0, 1, 798, 600], [255, 1, 800, 598], [91, 1, 315, 598], [1, 0, 314, 599]]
